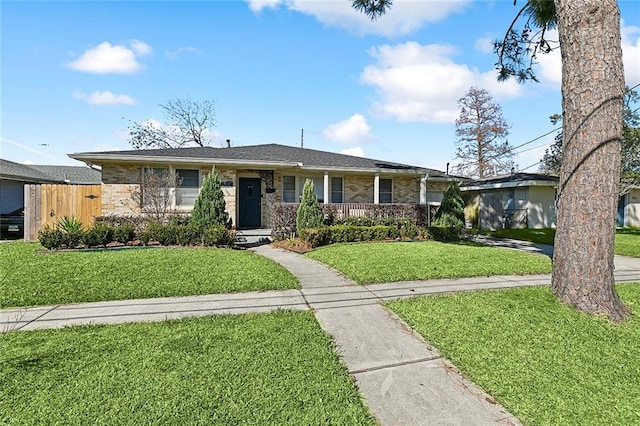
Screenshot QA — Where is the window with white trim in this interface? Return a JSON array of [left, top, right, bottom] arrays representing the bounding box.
[[175, 169, 200, 207], [331, 177, 343, 203], [283, 176, 296, 202]]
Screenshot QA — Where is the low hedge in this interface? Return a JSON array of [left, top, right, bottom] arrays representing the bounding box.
[[299, 225, 401, 248], [297, 224, 463, 248], [38, 222, 235, 250]]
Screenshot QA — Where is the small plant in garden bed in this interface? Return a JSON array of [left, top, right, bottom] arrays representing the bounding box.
[[272, 237, 313, 253]]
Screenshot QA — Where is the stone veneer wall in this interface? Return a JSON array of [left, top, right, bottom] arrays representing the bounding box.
[[101, 164, 142, 215]]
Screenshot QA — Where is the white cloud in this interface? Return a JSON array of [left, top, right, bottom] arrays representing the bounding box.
[[247, 0, 281, 12], [165, 46, 202, 60], [474, 36, 495, 54], [245, 0, 470, 37], [73, 90, 137, 106], [622, 24, 640, 86], [130, 39, 153, 56], [360, 41, 524, 123], [66, 40, 152, 74], [323, 114, 373, 144], [340, 147, 365, 157]]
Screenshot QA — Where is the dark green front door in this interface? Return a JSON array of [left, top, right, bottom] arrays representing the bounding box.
[[238, 178, 262, 228]]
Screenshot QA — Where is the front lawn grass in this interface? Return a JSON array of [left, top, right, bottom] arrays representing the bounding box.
[[615, 228, 640, 257], [387, 284, 640, 425], [0, 242, 298, 308], [305, 241, 551, 284], [480, 228, 556, 245], [0, 311, 374, 425]]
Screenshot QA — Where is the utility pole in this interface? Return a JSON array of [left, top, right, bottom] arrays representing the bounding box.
[[301, 129, 304, 148]]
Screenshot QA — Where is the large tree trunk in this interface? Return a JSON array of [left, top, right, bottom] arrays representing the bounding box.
[[552, 0, 629, 322]]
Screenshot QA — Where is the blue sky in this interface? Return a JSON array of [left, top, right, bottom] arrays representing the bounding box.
[[2, 0, 639, 173]]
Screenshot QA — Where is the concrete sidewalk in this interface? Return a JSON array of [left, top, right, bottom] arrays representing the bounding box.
[[3, 242, 640, 425], [252, 245, 521, 425]]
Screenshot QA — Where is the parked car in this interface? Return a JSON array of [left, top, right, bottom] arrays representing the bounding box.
[[0, 208, 24, 239]]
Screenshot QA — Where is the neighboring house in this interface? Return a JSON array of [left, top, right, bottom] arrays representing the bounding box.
[[0, 159, 101, 215], [461, 173, 559, 230], [69, 143, 458, 229], [619, 187, 640, 228], [462, 172, 640, 230]]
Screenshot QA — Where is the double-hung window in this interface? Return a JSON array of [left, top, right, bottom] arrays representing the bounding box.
[[283, 176, 296, 202], [330, 177, 343, 203], [379, 178, 393, 204], [175, 169, 200, 208]]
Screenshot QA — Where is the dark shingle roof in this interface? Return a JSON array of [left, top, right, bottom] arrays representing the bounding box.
[[28, 165, 101, 184], [0, 159, 101, 184], [70, 143, 448, 176], [461, 172, 558, 188]]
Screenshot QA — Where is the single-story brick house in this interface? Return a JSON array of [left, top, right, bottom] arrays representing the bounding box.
[[69, 143, 458, 229], [462, 172, 640, 230]]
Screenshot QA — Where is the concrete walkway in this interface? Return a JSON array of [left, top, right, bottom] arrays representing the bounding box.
[[3, 242, 640, 425]]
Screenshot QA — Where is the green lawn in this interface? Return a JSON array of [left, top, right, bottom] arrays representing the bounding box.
[[0, 242, 298, 308], [615, 228, 640, 257], [483, 227, 640, 257], [387, 284, 640, 425], [480, 228, 556, 245], [305, 241, 551, 284], [0, 311, 374, 425]]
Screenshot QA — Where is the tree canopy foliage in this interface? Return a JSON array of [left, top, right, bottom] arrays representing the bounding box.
[[127, 98, 216, 149], [452, 87, 514, 179]]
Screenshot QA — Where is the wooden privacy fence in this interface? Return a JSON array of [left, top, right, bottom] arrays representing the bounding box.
[[24, 184, 102, 241]]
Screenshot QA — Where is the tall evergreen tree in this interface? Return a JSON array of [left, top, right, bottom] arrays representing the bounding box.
[[433, 181, 465, 228], [296, 179, 323, 233], [452, 87, 514, 178], [190, 168, 230, 229], [353, 0, 630, 321]]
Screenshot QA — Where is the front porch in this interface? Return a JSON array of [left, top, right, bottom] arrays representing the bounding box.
[[268, 202, 440, 239]]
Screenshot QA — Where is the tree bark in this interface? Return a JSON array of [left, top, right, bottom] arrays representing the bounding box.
[[552, 0, 629, 321]]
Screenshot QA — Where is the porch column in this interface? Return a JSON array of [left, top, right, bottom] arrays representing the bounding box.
[[374, 173, 380, 204], [419, 174, 429, 205], [323, 171, 329, 204]]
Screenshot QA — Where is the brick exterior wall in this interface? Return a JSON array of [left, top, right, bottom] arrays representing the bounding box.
[[394, 176, 420, 203], [101, 164, 142, 215], [345, 175, 375, 203]]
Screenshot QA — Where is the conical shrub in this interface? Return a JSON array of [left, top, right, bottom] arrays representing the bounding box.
[[190, 168, 230, 229], [296, 179, 323, 233]]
